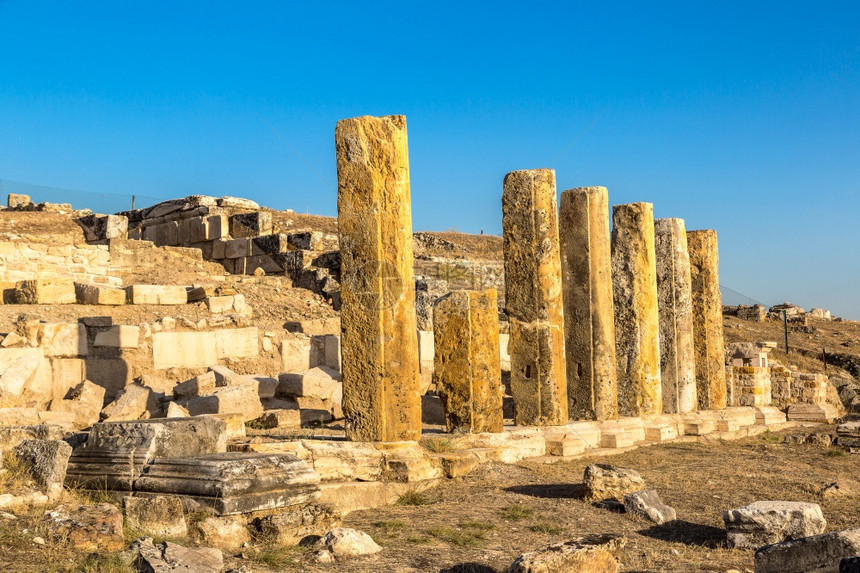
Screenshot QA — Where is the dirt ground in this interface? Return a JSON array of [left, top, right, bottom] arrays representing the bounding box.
[[4, 425, 857, 573]]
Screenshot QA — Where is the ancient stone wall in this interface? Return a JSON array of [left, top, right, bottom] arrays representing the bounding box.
[[0, 242, 121, 289], [730, 366, 772, 407]]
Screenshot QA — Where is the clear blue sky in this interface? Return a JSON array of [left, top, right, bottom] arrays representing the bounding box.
[[1, 2, 858, 317]]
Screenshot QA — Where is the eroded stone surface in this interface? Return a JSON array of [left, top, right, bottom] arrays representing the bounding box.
[[654, 218, 696, 414], [336, 114, 421, 442], [559, 186, 618, 421], [754, 527, 860, 573], [724, 500, 826, 549], [611, 203, 662, 417], [502, 169, 567, 426], [508, 534, 625, 573], [688, 229, 727, 410], [623, 489, 676, 524], [433, 289, 503, 433], [583, 463, 645, 501]]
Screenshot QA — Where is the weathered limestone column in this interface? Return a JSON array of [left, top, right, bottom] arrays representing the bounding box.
[[654, 218, 697, 413], [558, 186, 618, 421], [688, 229, 727, 410], [502, 169, 568, 426], [433, 289, 503, 433], [336, 114, 421, 441], [611, 202, 662, 417]]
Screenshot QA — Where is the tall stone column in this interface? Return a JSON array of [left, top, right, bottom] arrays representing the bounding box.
[[654, 218, 697, 413], [611, 202, 662, 417], [558, 186, 618, 421], [688, 229, 727, 410], [433, 289, 503, 433], [335, 114, 421, 442], [502, 169, 568, 426]]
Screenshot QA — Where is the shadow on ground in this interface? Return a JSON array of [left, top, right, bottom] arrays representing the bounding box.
[[504, 483, 586, 499], [638, 520, 726, 548], [440, 564, 498, 573]]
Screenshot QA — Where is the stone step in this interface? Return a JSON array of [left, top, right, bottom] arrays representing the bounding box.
[[134, 452, 319, 515]]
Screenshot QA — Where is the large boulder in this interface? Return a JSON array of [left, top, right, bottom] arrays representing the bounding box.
[[583, 464, 645, 501], [755, 528, 860, 573], [724, 500, 826, 549]]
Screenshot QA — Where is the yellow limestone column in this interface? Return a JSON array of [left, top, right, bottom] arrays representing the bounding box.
[[611, 202, 663, 417], [654, 218, 697, 413], [687, 229, 727, 410], [559, 186, 619, 421], [335, 114, 421, 441], [502, 169, 568, 426], [433, 289, 503, 433]]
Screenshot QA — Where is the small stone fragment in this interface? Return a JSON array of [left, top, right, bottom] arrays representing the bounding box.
[[318, 527, 382, 556], [622, 490, 676, 524]]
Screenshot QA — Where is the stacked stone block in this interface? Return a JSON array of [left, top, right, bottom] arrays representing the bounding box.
[[502, 169, 568, 426], [730, 366, 772, 407]]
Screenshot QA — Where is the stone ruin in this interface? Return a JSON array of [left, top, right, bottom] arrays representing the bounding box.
[[0, 113, 850, 569]]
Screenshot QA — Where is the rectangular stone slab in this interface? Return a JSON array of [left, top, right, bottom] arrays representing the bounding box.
[[65, 417, 227, 489], [335, 114, 421, 442], [133, 452, 320, 515]]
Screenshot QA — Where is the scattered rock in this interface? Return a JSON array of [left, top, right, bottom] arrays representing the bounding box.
[[317, 527, 382, 557], [253, 504, 341, 545], [508, 534, 625, 573], [130, 536, 223, 573], [724, 500, 826, 549], [583, 464, 645, 501], [100, 383, 151, 422], [44, 503, 125, 551], [755, 527, 860, 573], [622, 490, 676, 524]]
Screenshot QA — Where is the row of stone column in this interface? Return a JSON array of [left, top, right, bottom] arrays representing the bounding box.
[[504, 169, 726, 425], [333, 114, 725, 441]]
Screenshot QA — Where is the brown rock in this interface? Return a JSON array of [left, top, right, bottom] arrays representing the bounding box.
[[13, 279, 76, 304], [124, 495, 188, 538], [433, 289, 503, 433], [336, 114, 421, 442], [502, 169, 568, 426], [44, 503, 125, 551], [559, 186, 618, 421], [508, 534, 625, 573]]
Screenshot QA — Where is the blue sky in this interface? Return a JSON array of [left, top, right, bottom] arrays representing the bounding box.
[[1, 2, 859, 317]]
